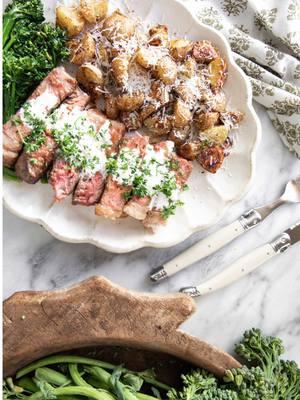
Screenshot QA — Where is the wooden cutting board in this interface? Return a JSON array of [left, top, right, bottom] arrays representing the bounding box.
[[3, 276, 240, 377]]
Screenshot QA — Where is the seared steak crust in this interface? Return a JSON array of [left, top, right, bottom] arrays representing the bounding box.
[[3, 67, 77, 168]]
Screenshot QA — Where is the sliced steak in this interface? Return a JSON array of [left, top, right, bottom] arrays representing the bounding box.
[[143, 152, 192, 232], [72, 172, 105, 206], [72, 109, 125, 206], [95, 133, 149, 219], [3, 67, 77, 168], [15, 88, 90, 184], [15, 135, 57, 184], [49, 159, 80, 201]]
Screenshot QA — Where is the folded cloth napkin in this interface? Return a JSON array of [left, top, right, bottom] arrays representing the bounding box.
[[181, 0, 300, 157]]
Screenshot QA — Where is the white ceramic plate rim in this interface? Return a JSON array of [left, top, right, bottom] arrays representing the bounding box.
[[3, 0, 261, 253]]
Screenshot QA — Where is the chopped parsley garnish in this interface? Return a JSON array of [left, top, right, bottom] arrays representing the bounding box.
[[106, 145, 186, 218], [22, 103, 47, 153], [162, 200, 184, 220]]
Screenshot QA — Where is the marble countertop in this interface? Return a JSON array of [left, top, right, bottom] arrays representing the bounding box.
[[4, 102, 300, 363]]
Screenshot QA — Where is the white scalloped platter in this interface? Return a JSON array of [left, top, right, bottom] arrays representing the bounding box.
[[3, 0, 261, 253]]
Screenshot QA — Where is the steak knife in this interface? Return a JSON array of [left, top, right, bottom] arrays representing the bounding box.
[[179, 222, 300, 297]]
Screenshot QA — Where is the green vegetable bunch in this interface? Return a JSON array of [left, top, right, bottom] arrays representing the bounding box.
[[168, 328, 300, 400], [3, 355, 171, 400], [3, 0, 69, 123]]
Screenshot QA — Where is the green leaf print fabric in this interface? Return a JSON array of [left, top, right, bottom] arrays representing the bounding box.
[[181, 0, 300, 157]]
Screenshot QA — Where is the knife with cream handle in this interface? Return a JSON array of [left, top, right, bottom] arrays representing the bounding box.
[[180, 222, 300, 297], [150, 177, 300, 282]]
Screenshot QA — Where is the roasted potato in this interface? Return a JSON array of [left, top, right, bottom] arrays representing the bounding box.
[[80, 0, 108, 23], [169, 126, 190, 146], [203, 91, 226, 112], [175, 80, 200, 107], [208, 57, 228, 93], [173, 99, 192, 128], [120, 111, 142, 130], [220, 111, 244, 128], [179, 57, 197, 79], [56, 6, 85, 37], [197, 145, 225, 173], [194, 112, 219, 130], [116, 92, 144, 112], [69, 33, 96, 65], [192, 40, 219, 63], [111, 54, 130, 87], [105, 95, 120, 120], [148, 24, 169, 46], [144, 111, 173, 135], [102, 10, 136, 41], [200, 125, 228, 145], [76, 63, 104, 90], [135, 47, 158, 69], [140, 81, 170, 120], [178, 141, 201, 160], [170, 39, 193, 61], [155, 56, 177, 85]]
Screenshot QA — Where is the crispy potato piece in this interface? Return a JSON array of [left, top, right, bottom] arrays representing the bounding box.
[[140, 81, 170, 121], [102, 10, 136, 41], [203, 92, 226, 112], [105, 95, 120, 120], [194, 112, 219, 130], [144, 112, 173, 135], [170, 39, 193, 61], [178, 142, 201, 160], [69, 32, 96, 65], [56, 6, 85, 37], [155, 56, 177, 85], [201, 125, 228, 145], [148, 24, 169, 46], [94, 0, 108, 20], [197, 145, 225, 173], [179, 57, 197, 78], [220, 111, 244, 127], [173, 99, 193, 128], [116, 92, 144, 112], [120, 111, 142, 130], [193, 40, 219, 63], [80, 0, 108, 23], [135, 47, 160, 69], [208, 57, 228, 93], [76, 63, 104, 90], [169, 126, 190, 146], [111, 54, 130, 87]]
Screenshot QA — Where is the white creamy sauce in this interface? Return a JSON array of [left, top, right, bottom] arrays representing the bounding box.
[[111, 141, 181, 211], [28, 89, 58, 119]]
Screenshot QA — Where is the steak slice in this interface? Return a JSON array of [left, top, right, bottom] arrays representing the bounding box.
[[123, 141, 172, 221], [15, 88, 90, 184], [72, 109, 125, 206], [143, 153, 192, 232], [3, 67, 76, 168], [95, 133, 149, 219], [49, 159, 80, 202], [15, 135, 57, 184]]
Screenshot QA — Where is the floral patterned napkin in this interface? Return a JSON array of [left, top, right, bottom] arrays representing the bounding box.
[[181, 0, 300, 157]]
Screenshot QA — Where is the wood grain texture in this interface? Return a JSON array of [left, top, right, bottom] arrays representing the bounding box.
[[4, 276, 240, 377]]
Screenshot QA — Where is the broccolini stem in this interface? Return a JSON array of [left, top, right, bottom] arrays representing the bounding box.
[[16, 376, 39, 393], [69, 364, 91, 387], [28, 386, 117, 400], [35, 367, 71, 387], [16, 355, 170, 390], [85, 366, 111, 389], [136, 393, 160, 400], [16, 356, 116, 378]]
